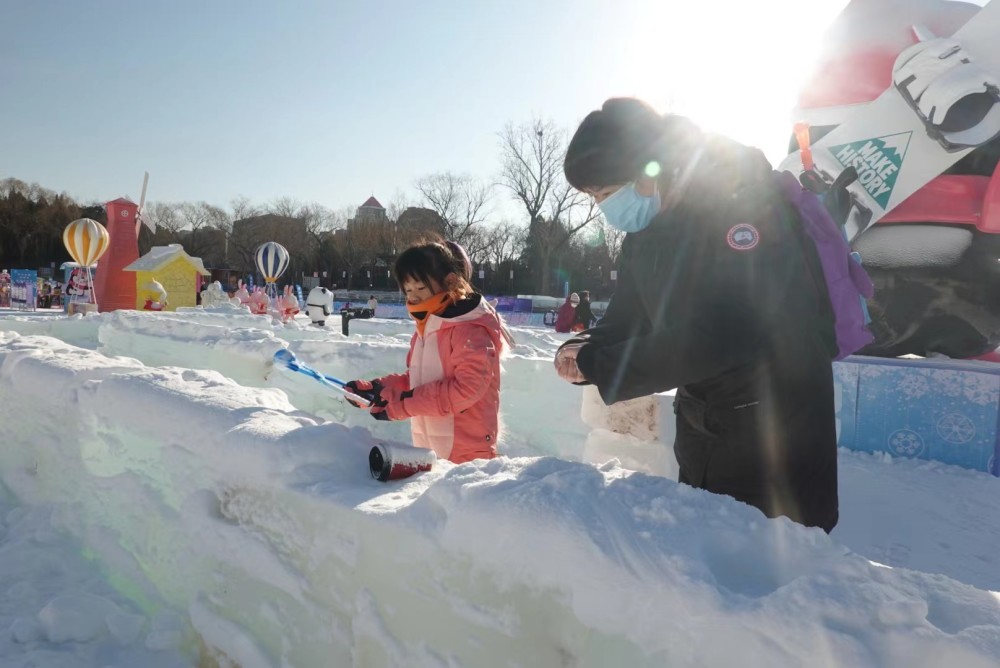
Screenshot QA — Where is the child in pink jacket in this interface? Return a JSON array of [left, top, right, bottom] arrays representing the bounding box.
[[346, 240, 512, 464]]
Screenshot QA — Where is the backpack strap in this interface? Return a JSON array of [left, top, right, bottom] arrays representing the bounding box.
[[773, 170, 875, 358]]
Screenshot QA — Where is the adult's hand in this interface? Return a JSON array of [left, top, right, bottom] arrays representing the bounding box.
[[554, 343, 587, 384]]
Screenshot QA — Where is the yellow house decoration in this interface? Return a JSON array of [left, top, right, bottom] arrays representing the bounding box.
[[123, 244, 211, 311]]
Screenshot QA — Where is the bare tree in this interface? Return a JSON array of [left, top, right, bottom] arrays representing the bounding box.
[[385, 189, 410, 225], [498, 118, 598, 293], [176, 202, 229, 266], [304, 206, 345, 284], [143, 202, 184, 241], [328, 206, 362, 289], [363, 221, 397, 288], [414, 172, 493, 248], [229, 195, 261, 223], [461, 225, 491, 266], [485, 220, 527, 269], [299, 202, 337, 278], [498, 119, 560, 228], [266, 196, 304, 218], [213, 196, 261, 274], [601, 219, 626, 264], [383, 189, 412, 260], [332, 209, 395, 290]]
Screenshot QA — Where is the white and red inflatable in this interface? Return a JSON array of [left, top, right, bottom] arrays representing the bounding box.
[[793, 0, 1000, 359]]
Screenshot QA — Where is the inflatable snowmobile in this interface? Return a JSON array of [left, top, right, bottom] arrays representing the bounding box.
[[791, 0, 1000, 360]]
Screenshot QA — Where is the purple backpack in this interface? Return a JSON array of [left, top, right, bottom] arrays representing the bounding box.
[[775, 170, 875, 360]]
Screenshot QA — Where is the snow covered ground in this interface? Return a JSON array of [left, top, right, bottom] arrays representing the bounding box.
[[0, 306, 999, 666]]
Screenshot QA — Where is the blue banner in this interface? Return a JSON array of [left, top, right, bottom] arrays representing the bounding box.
[[485, 296, 533, 313], [10, 269, 37, 310]]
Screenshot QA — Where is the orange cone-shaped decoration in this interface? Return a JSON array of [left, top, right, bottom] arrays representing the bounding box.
[[92, 198, 139, 312]]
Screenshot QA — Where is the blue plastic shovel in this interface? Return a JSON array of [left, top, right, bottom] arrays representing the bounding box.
[[272, 348, 374, 407]]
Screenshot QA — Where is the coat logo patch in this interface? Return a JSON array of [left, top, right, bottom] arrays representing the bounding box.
[[726, 224, 759, 251]]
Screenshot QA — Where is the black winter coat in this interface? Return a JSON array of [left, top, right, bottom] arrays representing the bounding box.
[[573, 299, 595, 330], [571, 137, 839, 532]]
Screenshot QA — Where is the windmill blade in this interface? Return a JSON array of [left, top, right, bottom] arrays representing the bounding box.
[[139, 171, 148, 211], [135, 171, 155, 237]]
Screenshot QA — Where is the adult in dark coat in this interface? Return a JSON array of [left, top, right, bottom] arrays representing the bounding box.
[[573, 290, 595, 331], [555, 98, 840, 533]]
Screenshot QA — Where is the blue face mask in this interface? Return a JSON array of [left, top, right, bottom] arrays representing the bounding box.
[[597, 183, 661, 233]]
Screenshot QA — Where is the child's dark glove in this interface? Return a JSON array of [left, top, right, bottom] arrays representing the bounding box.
[[370, 389, 412, 421], [344, 379, 385, 409]]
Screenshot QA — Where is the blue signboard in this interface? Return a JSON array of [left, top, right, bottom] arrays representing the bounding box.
[[10, 269, 37, 311], [833, 356, 1000, 475]]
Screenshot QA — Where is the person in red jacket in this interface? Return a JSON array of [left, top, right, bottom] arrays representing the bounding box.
[[346, 240, 513, 464], [554, 292, 579, 333]]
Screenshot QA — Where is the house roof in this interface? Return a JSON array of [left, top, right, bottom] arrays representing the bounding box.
[[107, 197, 137, 206], [360, 196, 383, 209], [122, 244, 211, 275]]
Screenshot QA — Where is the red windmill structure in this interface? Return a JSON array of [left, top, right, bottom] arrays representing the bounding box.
[[92, 173, 152, 312]]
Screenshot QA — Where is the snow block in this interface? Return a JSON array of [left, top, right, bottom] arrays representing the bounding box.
[[835, 356, 1000, 475]]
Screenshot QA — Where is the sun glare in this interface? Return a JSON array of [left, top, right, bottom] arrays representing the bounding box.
[[617, 1, 850, 164]]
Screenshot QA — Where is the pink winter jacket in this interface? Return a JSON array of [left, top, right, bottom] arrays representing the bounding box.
[[375, 295, 506, 464]]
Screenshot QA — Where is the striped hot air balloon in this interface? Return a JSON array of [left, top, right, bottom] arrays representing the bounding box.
[[255, 242, 289, 284], [63, 218, 110, 267]]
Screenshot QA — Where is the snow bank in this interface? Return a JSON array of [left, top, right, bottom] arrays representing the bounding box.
[[93, 309, 591, 460], [0, 308, 588, 459], [2, 330, 1000, 666], [0, 490, 192, 667]]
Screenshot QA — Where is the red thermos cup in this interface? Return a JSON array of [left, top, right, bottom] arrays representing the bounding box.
[[369, 444, 436, 481]]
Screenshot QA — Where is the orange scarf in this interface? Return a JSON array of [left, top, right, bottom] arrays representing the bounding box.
[[406, 292, 452, 336]]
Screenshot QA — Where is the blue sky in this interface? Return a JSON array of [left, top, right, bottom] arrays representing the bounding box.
[[1, 0, 852, 219]]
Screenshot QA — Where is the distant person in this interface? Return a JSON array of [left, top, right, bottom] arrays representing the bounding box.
[[554, 293, 579, 333], [553, 97, 842, 533], [345, 239, 513, 464], [572, 290, 595, 332], [366, 294, 378, 315]]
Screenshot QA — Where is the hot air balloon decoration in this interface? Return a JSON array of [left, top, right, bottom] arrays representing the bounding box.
[[62, 218, 110, 309], [255, 242, 289, 299]]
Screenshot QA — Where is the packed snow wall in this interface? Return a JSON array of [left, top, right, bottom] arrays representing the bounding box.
[[2, 329, 1000, 666], [0, 333, 663, 666]]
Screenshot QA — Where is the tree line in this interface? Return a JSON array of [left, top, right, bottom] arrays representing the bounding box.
[[0, 118, 624, 297]]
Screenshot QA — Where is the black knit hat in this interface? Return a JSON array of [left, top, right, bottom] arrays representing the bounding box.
[[564, 98, 697, 190]]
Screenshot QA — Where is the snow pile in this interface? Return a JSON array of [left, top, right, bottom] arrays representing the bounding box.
[[0, 308, 586, 458], [0, 493, 193, 667], [0, 312, 999, 666]]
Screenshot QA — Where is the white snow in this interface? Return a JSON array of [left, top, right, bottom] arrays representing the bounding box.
[[0, 307, 998, 666]]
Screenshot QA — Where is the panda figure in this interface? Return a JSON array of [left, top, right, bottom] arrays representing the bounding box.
[[306, 286, 333, 326]]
